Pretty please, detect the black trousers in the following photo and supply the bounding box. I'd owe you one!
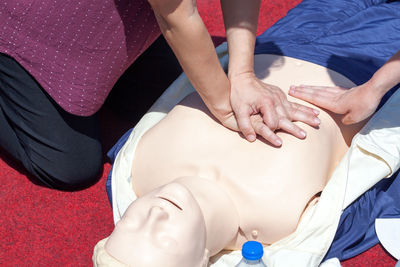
[0,36,181,190]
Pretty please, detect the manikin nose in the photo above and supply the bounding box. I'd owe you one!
[148,206,169,223]
[144,206,169,232]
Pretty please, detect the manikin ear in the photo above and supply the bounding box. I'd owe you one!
[200,249,210,267]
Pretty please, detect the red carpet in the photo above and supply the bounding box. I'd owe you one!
[0,0,397,266]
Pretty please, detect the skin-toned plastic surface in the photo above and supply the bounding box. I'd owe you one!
[105,181,210,267]
[105,54,368,266]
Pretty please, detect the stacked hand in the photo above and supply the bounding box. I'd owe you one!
[223,72,321,146]
[289,82,382,125]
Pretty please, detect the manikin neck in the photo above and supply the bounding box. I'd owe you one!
[175,177,240,256]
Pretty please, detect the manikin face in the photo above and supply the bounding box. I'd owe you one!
[107,182,208,267]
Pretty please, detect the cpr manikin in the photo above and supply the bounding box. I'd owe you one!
[93,55,368,267]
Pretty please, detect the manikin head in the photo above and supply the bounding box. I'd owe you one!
[97,182,210,267]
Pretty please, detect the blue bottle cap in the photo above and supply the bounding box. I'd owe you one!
[242,241,264,260]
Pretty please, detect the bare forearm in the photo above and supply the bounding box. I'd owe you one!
[221,0,260,77]
[149,0,231,116]
[369,50,400,97]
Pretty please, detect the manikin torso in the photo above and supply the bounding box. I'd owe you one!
[130,54,364,250]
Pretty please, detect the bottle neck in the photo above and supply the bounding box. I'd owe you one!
[244,259,262,264]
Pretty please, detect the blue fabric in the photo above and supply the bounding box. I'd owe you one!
[106,128,133,207]
[107,0,400,261]
[255,0,400,86]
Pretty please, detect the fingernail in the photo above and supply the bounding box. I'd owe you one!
[275,139,282,146]
[313,109,320,115]
[248,134,256,142]
[314,118,321,124]
[289,88,295,95]
[300,130,306,138]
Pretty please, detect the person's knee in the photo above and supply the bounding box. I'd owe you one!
[28,146,103,191]
[53,156,103,190]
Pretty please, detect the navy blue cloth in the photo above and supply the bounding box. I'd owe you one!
[107,0,400,261]
[255,0,400,87]
[106,128,133,207]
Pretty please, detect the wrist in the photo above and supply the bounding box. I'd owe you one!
[197,77,233,121]
[211,101,233,120]
[228,69,255,81]
[201,95,233,123]
[367,78,392,99]
[226,46,255,80]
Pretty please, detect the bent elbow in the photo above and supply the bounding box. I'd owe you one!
[147,0,197,24]
[147,0,178,16]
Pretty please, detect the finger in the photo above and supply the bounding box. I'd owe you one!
[289,86,339,112]
[290,102,320,116]
[290,86,337,98]
[294,84,342,92]
[342,113,357,125]
[289,103,321,127]
[235,109,257,142]
[251,118,282,146]
[259,105,279,131]
[278,119,307,139]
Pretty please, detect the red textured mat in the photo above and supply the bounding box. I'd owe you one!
[0,0,396,266]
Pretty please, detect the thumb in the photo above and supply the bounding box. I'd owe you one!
[342,112,357,125]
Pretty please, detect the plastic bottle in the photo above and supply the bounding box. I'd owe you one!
[235,241,267,267]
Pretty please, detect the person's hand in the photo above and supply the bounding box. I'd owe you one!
[229,72,321,146]
[289,82,382,125]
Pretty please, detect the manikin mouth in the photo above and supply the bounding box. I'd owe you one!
[158,196,183,210]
